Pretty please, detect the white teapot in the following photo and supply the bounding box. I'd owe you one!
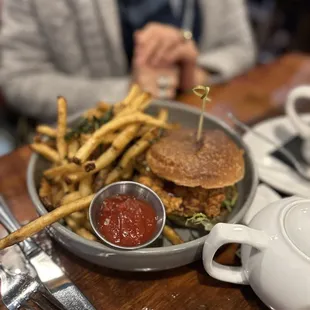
[203,197,310,310]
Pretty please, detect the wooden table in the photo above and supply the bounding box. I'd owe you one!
[1,53,310,310]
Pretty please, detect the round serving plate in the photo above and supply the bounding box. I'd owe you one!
[27,101,258,271]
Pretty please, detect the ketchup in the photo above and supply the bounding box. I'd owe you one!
[97,194,157,247]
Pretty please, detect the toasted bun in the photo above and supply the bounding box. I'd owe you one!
[146,128,245,189]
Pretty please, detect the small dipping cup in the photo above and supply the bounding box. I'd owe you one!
[89,181,166,250]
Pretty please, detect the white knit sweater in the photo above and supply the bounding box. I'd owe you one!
[0,0,256,121]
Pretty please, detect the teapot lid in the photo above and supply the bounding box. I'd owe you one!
[284,201,310,258]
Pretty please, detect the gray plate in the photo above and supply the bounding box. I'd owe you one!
[27,101,258,272]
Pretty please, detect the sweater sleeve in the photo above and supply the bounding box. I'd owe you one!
[0,0,130,122]
[197,0,256,83]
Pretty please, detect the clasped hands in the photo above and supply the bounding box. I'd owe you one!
[132,22,208,99]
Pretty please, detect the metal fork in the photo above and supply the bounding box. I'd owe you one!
[0,244,64,310]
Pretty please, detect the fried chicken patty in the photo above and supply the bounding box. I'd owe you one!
[137,175,236,219]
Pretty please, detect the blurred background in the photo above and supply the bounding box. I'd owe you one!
[1,0,310,156]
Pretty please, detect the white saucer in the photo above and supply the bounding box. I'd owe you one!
[243,114,310,197]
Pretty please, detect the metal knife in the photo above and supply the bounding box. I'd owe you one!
[0,195,95,310]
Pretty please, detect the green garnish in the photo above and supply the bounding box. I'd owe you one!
[185,213,215,231]
[65,108,113,141]
[222,186,238,212]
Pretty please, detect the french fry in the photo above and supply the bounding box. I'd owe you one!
[56,96,67,160]
[80,133,91,144]
[163,225,184,245]
[122,162,134,180]
[61,191,81,205]
[101,133,117,144]
[73,113,170,164]
[30,143,60,163]
[116,92,151,118]
[131,92,152,111]
[84,123,140,173]
[68,211,86,224]
[83,108,104,120]
[0,194,95,250]
[79,175,93,197]
[76,228,97,241]
[114,84,141,115]
[65,171,87,184]
[105,167,122,185]
[44,163,83,179]
[68,139,79,161]
[36,125,57,138]
[97,101,110,112]
[39,178,53,209]
[93,166,112,192]
[137,109,168,137]
[61,180,69,194]
[68,184,76,193]
[105,110,167,184]
[83,220,93,232]
[52,188,65,207]
[39,178,52,197]
[65,216,80,231]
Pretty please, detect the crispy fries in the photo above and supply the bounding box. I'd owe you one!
[30,143,60,163]
[97,101,110,112]
[68,139,79,161]
[73,113,170,164]
[163,226,184,245]
[79,175,93,196]
[113,83,141,114]
[105,109,168,185]
[61,191,81,205]
[0,85,187,250]
[36,125,57,138]
[56,96,68,160]
[39,178,53,209]
[76,228,97,241]
[44,163,83,179]
[0,194,95,250]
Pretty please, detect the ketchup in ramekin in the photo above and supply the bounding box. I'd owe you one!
[97,194,158,247]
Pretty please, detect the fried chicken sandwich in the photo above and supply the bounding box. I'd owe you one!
[137,128,245,230]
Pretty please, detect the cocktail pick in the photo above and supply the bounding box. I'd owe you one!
[192,85,211,142]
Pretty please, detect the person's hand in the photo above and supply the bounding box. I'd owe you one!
[133,65,179,99]
[180,64,209,91]
[135,22,196,67]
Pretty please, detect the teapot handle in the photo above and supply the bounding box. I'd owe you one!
[285,85,310,139]
[203,223,269,285]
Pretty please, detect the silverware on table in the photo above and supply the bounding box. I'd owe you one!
[0,240,64,309]
[228,113,310,181]
[0,195,95,310]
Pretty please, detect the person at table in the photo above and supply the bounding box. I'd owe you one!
[0,0,256,122]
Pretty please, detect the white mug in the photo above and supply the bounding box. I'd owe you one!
[285,85,310,164]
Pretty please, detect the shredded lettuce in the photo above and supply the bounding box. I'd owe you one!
[222,187,238,212]
[185,213,215,231]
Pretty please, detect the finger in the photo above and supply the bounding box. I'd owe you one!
[136,38,160,66]
[162,44,187,65]
[151,40,178,67]
[135,23,157,45]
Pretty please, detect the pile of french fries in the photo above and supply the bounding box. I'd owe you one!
[30,84,171,242]
[0,83,181,249]
[0,84,186,250]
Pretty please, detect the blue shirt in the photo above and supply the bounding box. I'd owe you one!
[118,0,202,68]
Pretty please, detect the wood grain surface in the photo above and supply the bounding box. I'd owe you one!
[1,53,310,310]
